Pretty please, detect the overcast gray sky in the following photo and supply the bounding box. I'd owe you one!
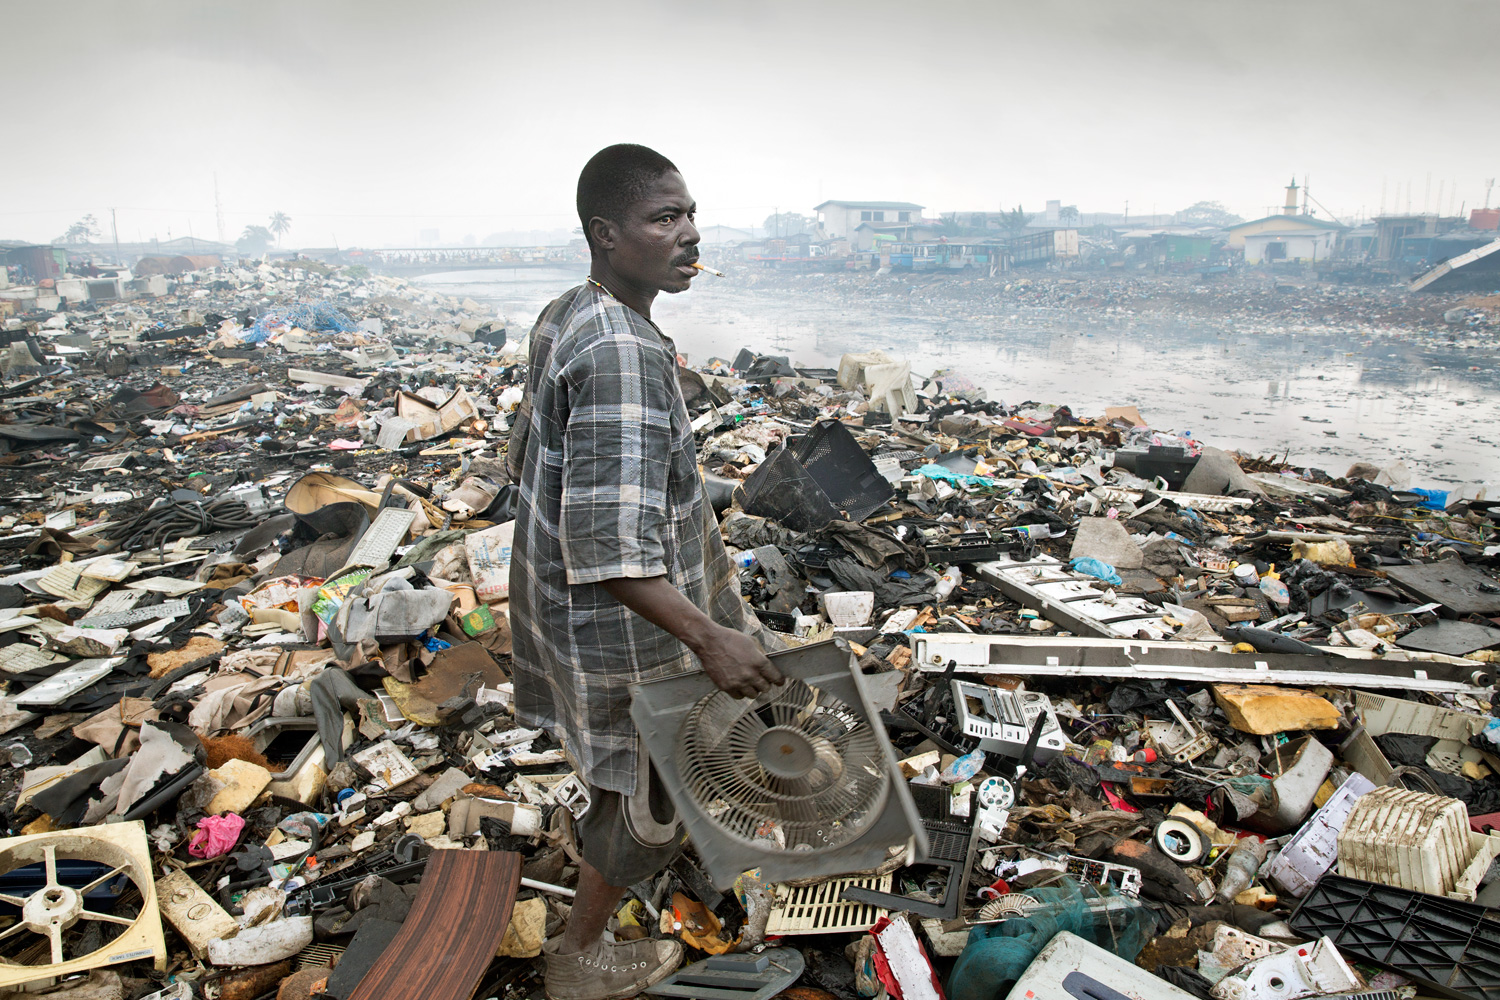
[3,0,1496,248]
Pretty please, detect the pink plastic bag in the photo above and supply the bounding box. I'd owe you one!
[189,813,246,859]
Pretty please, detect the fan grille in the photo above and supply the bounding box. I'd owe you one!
[679,678,889,852]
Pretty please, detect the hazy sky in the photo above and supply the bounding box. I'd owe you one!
[4,0,1496,248]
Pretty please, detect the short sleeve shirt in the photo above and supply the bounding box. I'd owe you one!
[506,283,761,795]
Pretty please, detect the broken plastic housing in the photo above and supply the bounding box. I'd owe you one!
[975,776,1015,843]
[0,822,167,987]
[951,680,1066,761]
[1336,785,1497,900]
[735,446,839,533]
[1291,873,1500,1000]
[790,419,895,523]
[629,639,926,889]
[1062,856,1143,897]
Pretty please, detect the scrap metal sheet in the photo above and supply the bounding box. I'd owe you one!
[1386,561,1500,618]
[910,634,1494,694]
[974,556,1168,638]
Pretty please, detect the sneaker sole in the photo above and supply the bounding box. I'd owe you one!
[543,944,682,1000]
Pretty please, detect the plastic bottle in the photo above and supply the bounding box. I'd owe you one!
[941,749,986,785]
[733,550,758,570]
[1259,576,1291,608]
[1213,838,1268,903]
[934,566,962,601]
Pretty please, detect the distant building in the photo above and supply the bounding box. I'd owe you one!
[74,236,238,267]
[1116,230,1215,264]
[1397,230,1498,267]
[1242,227,1339,264]
[945,212,1006,232]
[1039,200,1081,227]
[852,221,941,252]
[814,201,924,241]
[1222,177,1345,253]
[150,236,236,256]
[696,225,755,245]
[1373,214,1461,261]
[1223,214,1344,251]
[0,243,67,283]
[1341,223,1377,259]
[1079,213,1175,230]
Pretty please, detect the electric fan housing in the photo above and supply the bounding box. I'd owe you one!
[0,821,166,988]
[630,639,927,888]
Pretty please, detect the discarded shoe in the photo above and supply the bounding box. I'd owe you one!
[542,934,683,1000]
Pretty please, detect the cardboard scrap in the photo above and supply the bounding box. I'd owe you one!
[1104,405,1148,427]
[396,386,478,442]
[147,635,226,679]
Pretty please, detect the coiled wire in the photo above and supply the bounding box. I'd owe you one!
[100,497,259,552]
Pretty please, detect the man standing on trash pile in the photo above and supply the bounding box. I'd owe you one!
[507,143,785,1000]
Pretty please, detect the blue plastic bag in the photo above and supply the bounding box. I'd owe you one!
[915,463,1002,487]
[1069,557,1123,586]
[1409,488,1449,511]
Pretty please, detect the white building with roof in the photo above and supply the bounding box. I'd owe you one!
[1242,227,1339,263]
[814,201,924,241]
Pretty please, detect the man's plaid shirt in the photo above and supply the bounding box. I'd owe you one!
[506,284,764,796]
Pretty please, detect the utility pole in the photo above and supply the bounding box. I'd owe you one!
[214,173,226,244]
[110,208,121,266]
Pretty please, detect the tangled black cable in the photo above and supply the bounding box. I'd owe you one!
[100,497,261,552]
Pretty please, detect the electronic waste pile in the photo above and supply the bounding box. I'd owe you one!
[0,262,1497,999]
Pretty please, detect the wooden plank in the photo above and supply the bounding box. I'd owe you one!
[347,850,520,1000]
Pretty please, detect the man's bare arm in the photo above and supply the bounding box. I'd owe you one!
[600,577,783,699]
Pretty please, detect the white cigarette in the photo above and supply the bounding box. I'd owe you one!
[691,262,726,277]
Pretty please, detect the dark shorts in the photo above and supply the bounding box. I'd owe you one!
[575,758,682,887]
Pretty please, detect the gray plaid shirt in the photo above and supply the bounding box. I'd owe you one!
[507,284,766,795]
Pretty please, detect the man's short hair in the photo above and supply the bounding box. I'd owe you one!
[577,144,679,252]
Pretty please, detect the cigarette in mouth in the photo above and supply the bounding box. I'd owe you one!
[691,262,726,277]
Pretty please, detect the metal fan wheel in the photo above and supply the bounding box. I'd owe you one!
[977,892,1043,921]
[679,677,890,851]
[0,826,165,987]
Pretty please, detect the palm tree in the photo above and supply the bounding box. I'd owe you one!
[238,225,274,254]
[269,212,291,247]
[1002,205,1033,235]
